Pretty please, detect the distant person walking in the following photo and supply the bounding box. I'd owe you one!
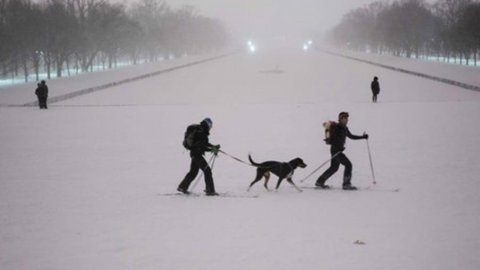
[35,80,48,109]
[178,118,221,196]
[316,112,368,190]
[371,76,380,103]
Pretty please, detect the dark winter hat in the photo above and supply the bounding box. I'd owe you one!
[201,117,213,129]
[374,76,378,80]
[338,112,349,120]
[41,80,46,84]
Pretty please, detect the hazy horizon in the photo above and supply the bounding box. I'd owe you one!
[113,0,384,42]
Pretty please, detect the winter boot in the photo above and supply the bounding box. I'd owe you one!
[315,177,330,189]
[342,176,357,190]
[177,186,190,194]
[205,190,219,196]
[315,182,331,189]
[342,184,357,190]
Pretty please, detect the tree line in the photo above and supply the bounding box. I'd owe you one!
[327,0,480,66]
[0,0,229,82]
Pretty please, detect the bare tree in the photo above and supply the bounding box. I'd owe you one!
[455,1,480,65]
[328,0,478,66]
[0,0,230,83]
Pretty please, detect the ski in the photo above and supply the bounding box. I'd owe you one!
[159,192,201,197]
[159,192,259,198]
[301,186,400,193]
[218,192,260,198]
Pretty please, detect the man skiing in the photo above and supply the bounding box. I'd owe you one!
[35,80,49,109]
[371,76,380,103]
[178,118,221,196]
[316,112,368,190]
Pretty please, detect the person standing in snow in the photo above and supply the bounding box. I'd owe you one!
[178,118,221,196]
[35,80,49,109]
[371,76,380,103]
[316,112,368,190]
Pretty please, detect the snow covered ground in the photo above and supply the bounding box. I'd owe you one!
[0,53,225,106]
[329,48,480,88]
[1,48,480,270]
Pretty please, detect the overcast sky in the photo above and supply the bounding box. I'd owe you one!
[170,0,377,37]
[116,0,378,41]
[116,0,438,43]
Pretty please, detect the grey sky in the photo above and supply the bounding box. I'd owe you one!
[117,0,436,42]
[165,0,377,38]
[115,0,377,40]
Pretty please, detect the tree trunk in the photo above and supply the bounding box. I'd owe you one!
[66,58,71,76]
[75,58,79,75]
[56,55,63,78]
[14,56,19,77]
[2,62,7,77]
[22,55,29,83]
[34,56,40,82]
[45,52,51,79]
[108,54,112,69]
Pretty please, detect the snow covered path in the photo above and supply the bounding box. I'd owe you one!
[327,48,480,90]
[1,49,480,270]
[0,53,232,106]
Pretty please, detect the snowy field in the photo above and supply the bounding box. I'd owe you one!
[1,48,480,270]
[330,48,480,88]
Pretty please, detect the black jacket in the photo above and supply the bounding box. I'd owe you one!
[330,124,364,152]
[35,84,48,97]
[371,80,380,95]
[190,122,213,156]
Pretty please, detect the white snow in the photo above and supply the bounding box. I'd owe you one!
[1,48,480,270]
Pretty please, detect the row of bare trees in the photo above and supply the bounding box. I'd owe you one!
[0,0,229,82]
[327,0,480,66]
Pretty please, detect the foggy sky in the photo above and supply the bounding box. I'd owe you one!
[115,0,377,41]
[117,0,436,42]
[166,0,377,38]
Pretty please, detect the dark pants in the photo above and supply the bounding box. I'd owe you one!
[316,149,352,186]
[179,154,215,192]
[372,94,378,103]
[38,96,48,109]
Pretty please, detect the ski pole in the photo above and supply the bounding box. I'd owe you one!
[299,151,342,183]
[191,154,217,191]
[366,138,376,185]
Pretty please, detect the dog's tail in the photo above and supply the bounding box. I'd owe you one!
[248,154,261,167]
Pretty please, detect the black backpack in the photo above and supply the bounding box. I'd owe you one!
[182,124,201,150]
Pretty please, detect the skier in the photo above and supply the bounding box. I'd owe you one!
[371,76,380,103]
[316,112,368,190]
[35,80,49,109]
[178,118,221,196]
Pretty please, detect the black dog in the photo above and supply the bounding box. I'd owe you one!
[247,154,307,192]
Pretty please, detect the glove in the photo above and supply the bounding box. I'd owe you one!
[210,144,221,155]
[363,133,369,139]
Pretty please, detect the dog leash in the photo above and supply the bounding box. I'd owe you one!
[218,150,255,167]
[220,150,296,173]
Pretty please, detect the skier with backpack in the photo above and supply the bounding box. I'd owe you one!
[178,118,221,196]
[315,112,368,190]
